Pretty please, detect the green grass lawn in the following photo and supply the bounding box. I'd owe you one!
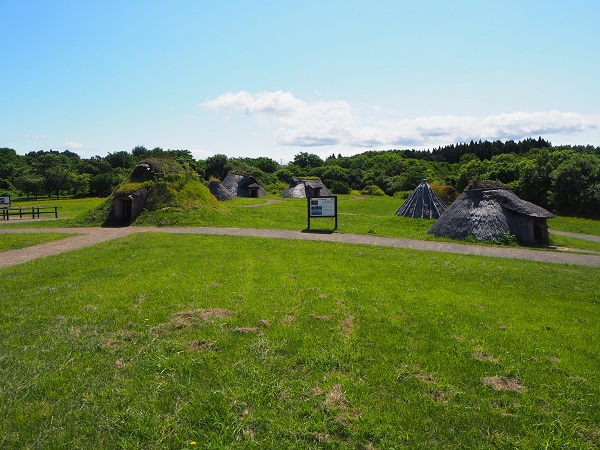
[0,233,76,252]
[549,216,600,236]
[2,196,599,254]
[1,233,599,448]
[0,197,105,228]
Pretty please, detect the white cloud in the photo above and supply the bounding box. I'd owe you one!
[64,141,85,150]
[201,90,306,116]
[202,90,600,150]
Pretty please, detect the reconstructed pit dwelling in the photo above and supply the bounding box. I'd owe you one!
[280,177,332,198]
[428,180,555,245]
[111,159,181,224]
[395,179,447,219]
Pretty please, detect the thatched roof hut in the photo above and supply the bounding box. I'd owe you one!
[207,180,235,200]
[427,180,555,245]
[281,177,332,198]
[396,180,446,219]
[221,172,267,198]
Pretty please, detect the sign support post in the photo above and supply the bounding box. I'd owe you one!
[307,196,337,230]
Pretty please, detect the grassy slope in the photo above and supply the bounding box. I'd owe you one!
[1,233,599,448]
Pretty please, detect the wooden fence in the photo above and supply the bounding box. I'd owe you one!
[1,206,59,220]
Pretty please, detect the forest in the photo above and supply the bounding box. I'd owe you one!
[1,137,599,218]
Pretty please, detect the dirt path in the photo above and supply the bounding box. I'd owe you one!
[1,226,600,269]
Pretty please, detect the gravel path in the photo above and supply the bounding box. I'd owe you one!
[1,226,600,269]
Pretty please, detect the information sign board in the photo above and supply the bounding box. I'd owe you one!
[307,196,337,230]
[309,197,336,217]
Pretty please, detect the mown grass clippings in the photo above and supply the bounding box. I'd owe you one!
[483,376,527,393]
[473,346,501,363]
[167,308,235,329]
[187,340,215,351]
[234,327,259,334]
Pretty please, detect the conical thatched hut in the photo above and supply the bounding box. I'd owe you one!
[281,177,332,198]
[396,180,446,219]
[427,180,555,245]
[221,172,267,198]
[207,180,235,200]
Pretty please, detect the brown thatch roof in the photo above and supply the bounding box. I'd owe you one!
[207,180,235,200]
[280,178,332,198]
[395,180,446,219]
[428,180,555,243]
[221,172,267,197]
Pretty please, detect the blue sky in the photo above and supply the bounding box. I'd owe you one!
[1,0,599,163]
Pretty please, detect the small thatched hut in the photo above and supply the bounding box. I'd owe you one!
[427,180,555,245]
[396,179,447,219]
[207,180,235,200]
[221,172,267,198]
[281,177,332,198]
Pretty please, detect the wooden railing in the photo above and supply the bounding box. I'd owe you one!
[1,206,59,220]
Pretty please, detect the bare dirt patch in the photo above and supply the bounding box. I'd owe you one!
[310,386,324,397]
[311,314,331,321]
[324,384,347,410]
[340,316,354,338]
[426,388,450,404]
[101,339,121,352]
[281,315,296,325]
[118,330,140,341]
[473,347,500,363]
[170,308,236,328]
[483,376,527,393]
[234,327,259,334]
[188,340,215,351]
[415,372,436,384]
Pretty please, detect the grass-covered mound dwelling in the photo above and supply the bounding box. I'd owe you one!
[79,158,220,226]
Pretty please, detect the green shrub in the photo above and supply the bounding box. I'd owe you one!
[330,180,350,194]
[393,190,411,200]
[264,181,288,195]
[361,185,386,196]
[492,230,520,246]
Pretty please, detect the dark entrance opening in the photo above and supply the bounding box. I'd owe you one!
[534,220,549,245]
[123,197,133,223]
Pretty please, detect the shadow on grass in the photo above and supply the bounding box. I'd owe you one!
[301,228,336,235]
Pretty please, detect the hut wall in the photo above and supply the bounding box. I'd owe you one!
[503,210,536,244]
[113,189,147,224]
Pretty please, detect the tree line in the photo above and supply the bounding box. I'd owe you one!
[1,138,599,218]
